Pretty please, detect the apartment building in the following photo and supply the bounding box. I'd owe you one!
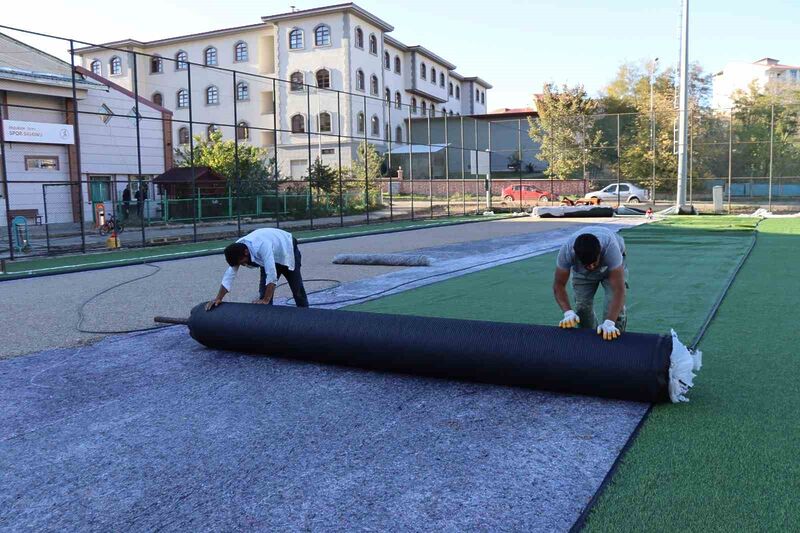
[712,57,800,109]
[75,3,492,179]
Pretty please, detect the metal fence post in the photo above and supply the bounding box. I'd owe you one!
[460,115,466,216]
[232,71,241,236]
[616,113,621,207]
[768,104,774,211]
[408,103,414,220]
[517,118,523,211]
[0,91,13,261]
[444,112,450,217]
[69,40,86,253]
[727,108,733,213]
[187,62,197,242]
[131,51,146,248]
[427,110,433,219]
[272,79,280,228]
[337,91,344,227]
[307,85,314,229]
[363,95,369,224]
[387,95,393,222]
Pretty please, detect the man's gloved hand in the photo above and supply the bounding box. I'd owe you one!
[559,310,580,329]
[597,319,621,340]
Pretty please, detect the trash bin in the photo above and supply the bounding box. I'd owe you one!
[11,216,29,252]
[712,186,724,214]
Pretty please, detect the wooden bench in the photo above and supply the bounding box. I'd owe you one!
[8,209,43,225]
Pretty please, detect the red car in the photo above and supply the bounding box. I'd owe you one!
[501,185,556,204]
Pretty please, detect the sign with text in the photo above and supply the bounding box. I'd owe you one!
[2,120,75,145]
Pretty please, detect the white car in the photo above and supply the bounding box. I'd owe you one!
[584,183,649,204]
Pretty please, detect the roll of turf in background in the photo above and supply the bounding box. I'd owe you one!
[188,303,699,403]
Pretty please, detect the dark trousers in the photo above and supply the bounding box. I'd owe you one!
[258,238,309,307]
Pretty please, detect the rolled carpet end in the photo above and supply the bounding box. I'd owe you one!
[332,253,432,267]
[668,329,703,403]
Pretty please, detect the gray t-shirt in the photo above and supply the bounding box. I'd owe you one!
[556,226,626,275]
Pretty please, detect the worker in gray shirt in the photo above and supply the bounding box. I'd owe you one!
[553,226,627,340]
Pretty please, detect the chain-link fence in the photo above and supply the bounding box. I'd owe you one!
[2,24,799,262]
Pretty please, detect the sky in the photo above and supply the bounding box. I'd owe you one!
[3,0,799,108]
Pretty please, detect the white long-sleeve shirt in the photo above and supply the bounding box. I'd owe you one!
[220,228,295,291]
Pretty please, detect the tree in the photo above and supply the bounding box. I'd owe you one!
[174,131,277,195]
[307,157,337,195]
[529,83,602,180]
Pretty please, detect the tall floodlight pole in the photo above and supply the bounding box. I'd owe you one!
[675,0,690,209]
[650,57,659,204]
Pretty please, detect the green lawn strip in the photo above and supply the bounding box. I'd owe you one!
[349,218,756,343]
[582,218,800,532]
[1,214,511,279]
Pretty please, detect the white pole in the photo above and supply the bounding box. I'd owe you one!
[675,0,690,209]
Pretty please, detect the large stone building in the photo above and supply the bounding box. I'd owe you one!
[712,57,800,109]
[75,3,492,179]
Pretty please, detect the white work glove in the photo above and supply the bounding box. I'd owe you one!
[559,310,580,329]
[597,319,621,341]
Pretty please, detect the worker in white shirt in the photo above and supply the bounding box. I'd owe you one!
[206,228,309,310]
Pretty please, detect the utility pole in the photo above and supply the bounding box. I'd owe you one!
[650,57,659,204]
[675,0,690,210]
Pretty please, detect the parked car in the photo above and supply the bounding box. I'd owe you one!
[501,185,556,204]
[584,183,649,204]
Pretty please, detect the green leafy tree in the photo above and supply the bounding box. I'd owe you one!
[339,142,383,206]
[529,83,603,179]
[307,157,338,195]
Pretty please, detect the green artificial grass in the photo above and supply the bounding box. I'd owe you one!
[0,214,510,279]
[582,218,800,532]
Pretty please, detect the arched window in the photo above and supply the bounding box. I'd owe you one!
[430,104,435,117]
[441,108,446,116]
[356,112,365,134]
[236,121,249,141]
[420,62,426,79]
[90,60,101,75]
[175,51,188,70]
[421,101,427,115]
[431,67,437,84]
[440,72,445,87]
[385,88,391,104]
[206,86,219,105]
[291,114,305,133]
[394,91,401,109]
[384,51,390,69]
[369,34,377,55]
[370,75,379,96]
[314,24,331,46]
[207,124,219,139]
[178,127,190,145]
[355,69,365,91]
[449,110,454,116]
[316,69,330,89]
[394,56,401,74]
[395,126,403,142]
[150,55,163,74]
[411,97,417,113]
[476,88,480,102]
[176,89,189,108]
[290,71,304,91]
[234,42,248,62]
[318,112,332,133]
[204,47,217,66]
[354,28,364,49]
[109,56,121,76]
[289,28,304,50]
[449,82,454,96]
[236,81,249,101]
[455,85,460,99]
[371,115,380,136]
[152,92,163,106]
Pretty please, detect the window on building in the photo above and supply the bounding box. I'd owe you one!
[316,69,330,89]
[394,56,401,74]
[207,124,219,138]
[176,89,189,108]
[314,24,331,46]
[25,156,59,170]
[455,85,460,99]
[152,92,163,106]
[291,114,305,133]
[420,62,426,79]
[236,121,249,141]
[448,82,453,96]
[441,108,446,116]
[289,29,304,50]
[370,75,379,96]
[150,56,163,74]
[178,127,190,145]
[430,104,435,117]
[321,148,335,155]
[411,97,417,113]
[384,51,390,70]
[385,88,391,104]
[476,88,480,102]
[369,34,377,55]
[98,104,113,124]
[204,47,217,66]
[206,85,219,105]
[290,71,304,91]
[371,115,379,136]
[175,51,188,70]
[233,81,247,101]
[395,126,402,143]
[357,112,365,133]
[481,91,485,104]
[109,56,121,76]
[355,27,364,49]
[90,60,101,75]
[318,112,332,132]
[440,72,445,87]
[234,42,248,62]
[449,110,454,116]
[421,101,427,115]
[395,91,402,109]
[431,67,437,84]
[355,69,365,91]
